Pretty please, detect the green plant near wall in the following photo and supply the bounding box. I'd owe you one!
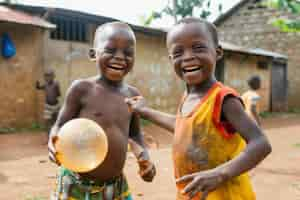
[264,0,300,32]
[142,0,222,26]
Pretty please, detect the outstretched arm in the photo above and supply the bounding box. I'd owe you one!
[36,81,45,90]
[126,96,176,133]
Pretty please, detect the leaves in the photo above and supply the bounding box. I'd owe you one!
[272,18,300,32]
[143,0,221,26]
[266,0,300,32]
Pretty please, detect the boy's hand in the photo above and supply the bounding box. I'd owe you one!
[125,96,146,114]
[48,135,61,165]
[138,158,156,182]
[36,81,40,88]
[176,169,227,200]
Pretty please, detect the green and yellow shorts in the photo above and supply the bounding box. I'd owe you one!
[51,167,133,200]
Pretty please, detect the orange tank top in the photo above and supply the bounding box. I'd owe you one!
[173,82,255,200]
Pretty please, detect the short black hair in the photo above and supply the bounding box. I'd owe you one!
[248,75,261,90]
[168,17,219,47]
[93,21,135,49]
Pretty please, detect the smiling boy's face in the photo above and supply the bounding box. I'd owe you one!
[167,22,222,86]
[95,24,136,82]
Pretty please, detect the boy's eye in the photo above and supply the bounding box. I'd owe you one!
[124,49,134,57]
[104,47,116,54]
[172,49,183,58]
[193,45,207,52]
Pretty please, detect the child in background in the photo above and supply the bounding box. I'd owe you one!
[242,75,262,125]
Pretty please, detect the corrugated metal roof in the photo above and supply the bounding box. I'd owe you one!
[0,6,55,29]
[220,41,287,59]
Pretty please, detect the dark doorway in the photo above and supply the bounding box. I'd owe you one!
[271,59,288,111]
[215,57,225,83]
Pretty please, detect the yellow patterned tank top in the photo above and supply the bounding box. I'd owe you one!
[173,82,255,200]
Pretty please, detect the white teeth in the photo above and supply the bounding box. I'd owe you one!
[110,64,123,69]
[182,66,203,73]
[185,66,201,70]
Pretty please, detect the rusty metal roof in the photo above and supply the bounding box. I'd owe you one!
[0,3,286,60]
[0,5,55,29]
[220,41,287,59]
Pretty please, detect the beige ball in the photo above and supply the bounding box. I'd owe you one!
[55,118,108,173]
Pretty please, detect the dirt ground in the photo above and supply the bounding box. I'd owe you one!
[0,114,300,200]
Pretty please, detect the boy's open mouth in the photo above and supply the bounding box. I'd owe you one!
[182,66,203,73]
[107,64,126,71]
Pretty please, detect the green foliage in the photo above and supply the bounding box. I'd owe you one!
[141,118,152,127]
[0,127,17,133]
[265,0,300,32]
[3,0,18,4]
[294,143,300,148]
[143,0,222,26]
[259,108,300,119]
[0,122,45,134]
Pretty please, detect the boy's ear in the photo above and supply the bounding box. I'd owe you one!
[216,45,224,61]
[168,53,173,61]
[88,48,96,61]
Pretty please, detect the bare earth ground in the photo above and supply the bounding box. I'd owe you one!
[0,114,300,200]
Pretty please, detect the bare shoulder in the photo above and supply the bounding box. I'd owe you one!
[54,80,60,86]
[67,78,94,96]
[222,95,244,115]
[126,84,141,97]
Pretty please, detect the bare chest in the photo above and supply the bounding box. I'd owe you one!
[79,87,131,130]
[45,84,58,96]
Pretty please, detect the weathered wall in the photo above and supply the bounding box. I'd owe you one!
[0,23,44,127]
[127,33,183,113]
[43,30,272,115]
[217,1,300,108]
[223,52,271,112]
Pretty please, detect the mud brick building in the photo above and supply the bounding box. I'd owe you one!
[215,0,300,109]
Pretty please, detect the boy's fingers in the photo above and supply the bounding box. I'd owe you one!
[140,163,155,177]
[182,178,200,194]
[176,173,196,184]
[188,189,199,199]
[48,152,58,164]
[200,190,209,200]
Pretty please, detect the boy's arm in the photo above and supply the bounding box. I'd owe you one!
[36,81,45,90]
[126,96,176,133]
[217,96,271,179]
[251,104,261,125]
[128,113,149,160]
[48,80,86,164]
[56,81,62,97]
[177,97,271,199]
[128,105,156,182]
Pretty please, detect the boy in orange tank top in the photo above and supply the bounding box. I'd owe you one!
[126,18,271,200]
[242,75,262,125]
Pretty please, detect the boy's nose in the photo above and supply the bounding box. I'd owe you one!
[182,50,195,62]
[114,50,126,60]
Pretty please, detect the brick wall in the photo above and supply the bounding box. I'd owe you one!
[217,1,300,108]
[0,23,44,127]
[224,52,271,112]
